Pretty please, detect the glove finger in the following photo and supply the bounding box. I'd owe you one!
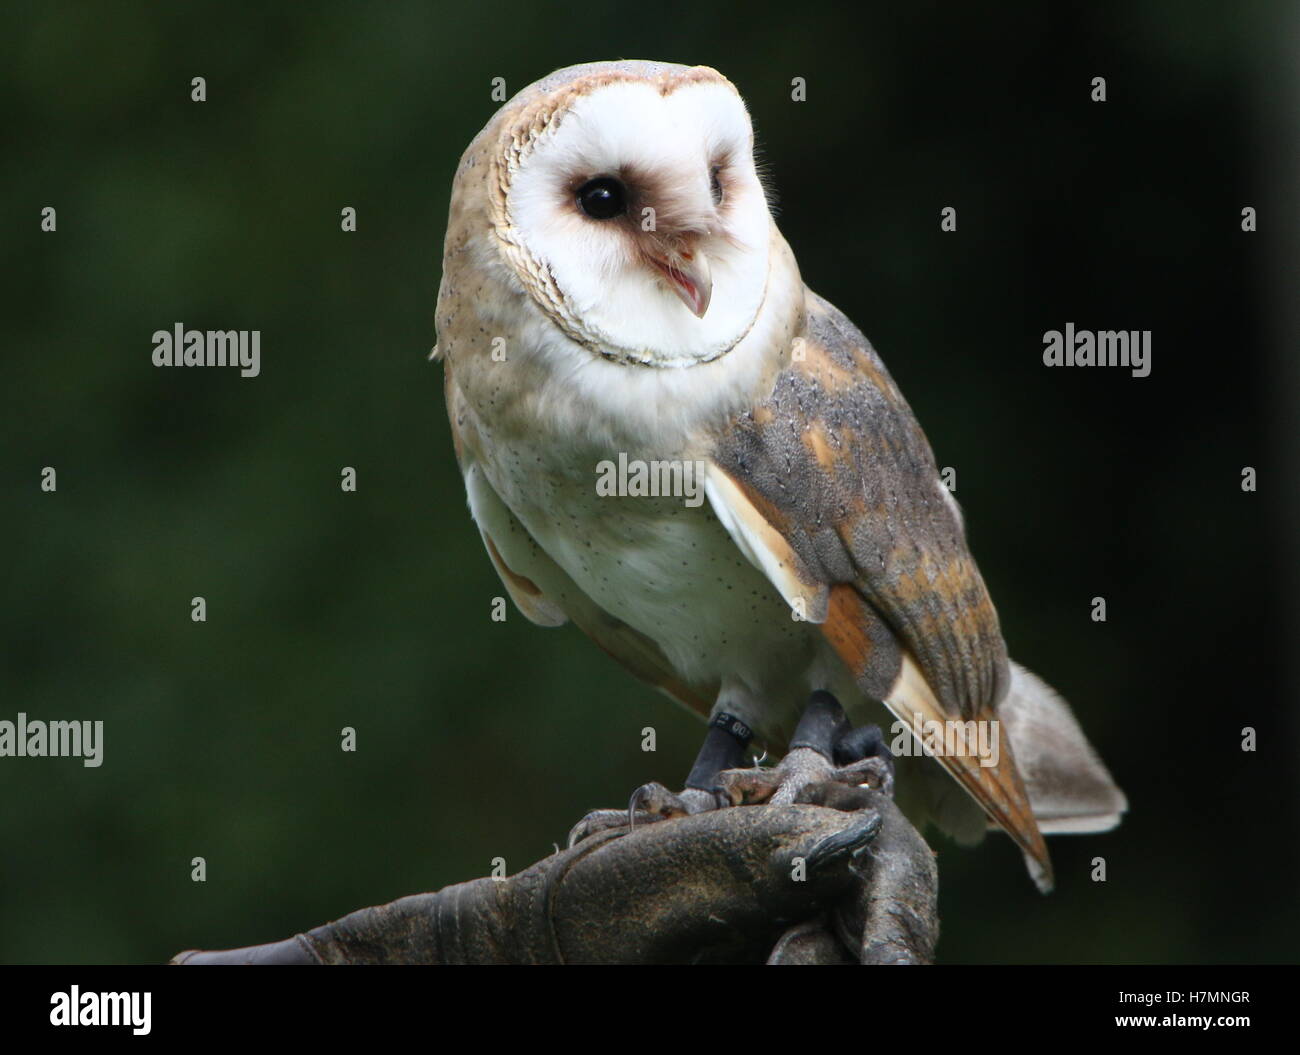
[827,790,940,964]
[766,917,856,964]
[551,803,880,964]
[171,936,320,965]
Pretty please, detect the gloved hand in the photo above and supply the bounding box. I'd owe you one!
[171,784,937,965]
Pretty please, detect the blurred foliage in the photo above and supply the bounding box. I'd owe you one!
[2,0,1295,963]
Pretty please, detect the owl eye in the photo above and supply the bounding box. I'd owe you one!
[575,177,627,220]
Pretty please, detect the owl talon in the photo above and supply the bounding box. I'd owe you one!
[718,746,838,806]
[832,755,895,798]
[567,808,646,847]
[568,785,723,846]
[717,746,892,807]
[717,693,896,806]
[833,722,896,798]
[627,782,691,827]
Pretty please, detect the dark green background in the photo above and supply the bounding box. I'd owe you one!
[3,1,1296,963]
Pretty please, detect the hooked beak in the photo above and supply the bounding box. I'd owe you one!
[647,245,713,319]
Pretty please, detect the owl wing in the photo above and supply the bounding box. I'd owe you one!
[445,358,719,719]
[705,288,1053,890]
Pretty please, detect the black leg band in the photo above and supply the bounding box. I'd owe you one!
[684,712,753,790]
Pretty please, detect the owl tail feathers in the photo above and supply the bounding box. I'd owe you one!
[917,660,1127,893]
[881,654,1056,893]
[996,661,1129,837]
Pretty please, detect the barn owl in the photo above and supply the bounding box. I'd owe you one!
[433,60,1126,891]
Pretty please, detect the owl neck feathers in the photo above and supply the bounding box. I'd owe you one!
[444,225,805,462]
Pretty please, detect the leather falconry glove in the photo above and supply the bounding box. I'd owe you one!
[172,787,937,965]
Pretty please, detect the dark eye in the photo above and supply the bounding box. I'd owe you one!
[710,166,724,205]
[575,177,627,220]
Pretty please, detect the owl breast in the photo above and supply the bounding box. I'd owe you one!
[475,429,819,694]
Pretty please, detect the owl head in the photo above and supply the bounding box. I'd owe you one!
[452,61,775,369]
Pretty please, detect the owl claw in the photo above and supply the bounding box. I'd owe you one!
[718,696,896,806]
[566,808,639,847]
[832,720,896,799]
[627,782,691,828]
[569,696,893,846]
[568,786,722,846]
[717,744,894,808]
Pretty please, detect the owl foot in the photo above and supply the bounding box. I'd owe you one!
[718,691,895,806]
[566,787,721,847]
[566,693,893,847]
[566,710,754,847]
[832,721,896,799]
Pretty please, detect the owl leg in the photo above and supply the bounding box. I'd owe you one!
[625,711,755,820]
[565,712,753,846]
[717,691,895,806]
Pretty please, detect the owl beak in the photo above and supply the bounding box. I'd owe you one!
[649,248,713,318]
